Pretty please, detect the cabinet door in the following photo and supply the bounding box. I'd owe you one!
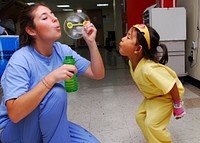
[150,8,186,41]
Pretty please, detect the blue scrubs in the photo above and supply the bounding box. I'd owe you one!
[0,42,100,143]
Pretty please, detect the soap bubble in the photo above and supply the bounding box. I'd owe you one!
[63,12,90,39]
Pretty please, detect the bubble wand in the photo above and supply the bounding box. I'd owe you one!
[66,21,88,29]
[63,12,90,39]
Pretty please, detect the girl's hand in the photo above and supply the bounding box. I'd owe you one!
[173,100,186,119]
[45,64,78,86]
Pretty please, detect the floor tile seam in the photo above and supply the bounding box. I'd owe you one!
[122,115,135,142]
[90,126,130,133]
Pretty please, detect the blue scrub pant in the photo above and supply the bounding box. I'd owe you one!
[0,83,100,143]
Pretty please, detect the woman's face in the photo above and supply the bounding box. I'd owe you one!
[31,5,61,42]
[119,27,138,57]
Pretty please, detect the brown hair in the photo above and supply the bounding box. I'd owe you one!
[18,3,47,48]
[135,25,168,65]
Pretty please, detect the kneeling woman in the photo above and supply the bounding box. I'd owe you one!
[0,3,104,143]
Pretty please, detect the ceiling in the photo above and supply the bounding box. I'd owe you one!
[0,0,113,23]
[25,0,114,12]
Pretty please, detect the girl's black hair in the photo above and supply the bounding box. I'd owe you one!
[135,25,168,65]
[18,3,47,48]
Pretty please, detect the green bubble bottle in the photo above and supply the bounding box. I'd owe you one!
[63,56,78,92]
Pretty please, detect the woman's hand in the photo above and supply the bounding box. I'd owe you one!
[82,22,97,44]
[45,64,78,86]
[81,22,105,80]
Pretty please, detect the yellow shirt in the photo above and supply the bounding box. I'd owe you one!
[129,58,184,99]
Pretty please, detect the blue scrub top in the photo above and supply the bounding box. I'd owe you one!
[0,42,90,129]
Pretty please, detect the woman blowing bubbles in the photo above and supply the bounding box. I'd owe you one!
[119,24,185,143]
[0,3,104,143]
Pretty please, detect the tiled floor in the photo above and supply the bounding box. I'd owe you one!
[67,47,200,143]
[1,47,200,143]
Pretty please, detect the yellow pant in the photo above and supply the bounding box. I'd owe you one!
[136,95,173,143]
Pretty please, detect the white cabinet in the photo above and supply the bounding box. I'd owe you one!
[143,7,187,76]
[161,41,186,76]
[148,7,186,41]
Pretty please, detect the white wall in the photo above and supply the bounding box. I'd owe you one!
[177,0,200,80]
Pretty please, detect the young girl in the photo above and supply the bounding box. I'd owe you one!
[0,3,104,143]
[119,24,185,143]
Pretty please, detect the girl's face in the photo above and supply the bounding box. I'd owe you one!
[31,6,61,42]
[119,27,138,57]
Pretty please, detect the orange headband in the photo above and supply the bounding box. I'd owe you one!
[133,24,151,49]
